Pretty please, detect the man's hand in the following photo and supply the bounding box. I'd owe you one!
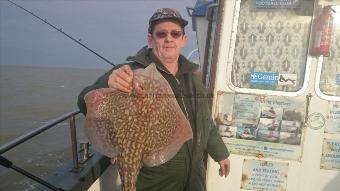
[218,158,230,178]
[110,157,117,164]
[108,65,133,93]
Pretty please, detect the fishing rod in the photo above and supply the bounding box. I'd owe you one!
[7,0,116,67]
[0,156,65,191]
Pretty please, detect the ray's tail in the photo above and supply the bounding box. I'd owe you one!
[117,141,144,191]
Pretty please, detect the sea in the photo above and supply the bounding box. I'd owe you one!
[0,0,198,190]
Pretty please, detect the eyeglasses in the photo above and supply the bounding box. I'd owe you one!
[154,30,183,39]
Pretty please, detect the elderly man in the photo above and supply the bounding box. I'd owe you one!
[77,8,230,191]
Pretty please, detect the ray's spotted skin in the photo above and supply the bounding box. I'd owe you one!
[84,64,193,191]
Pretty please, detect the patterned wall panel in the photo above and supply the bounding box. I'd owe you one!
[231,0,313,91]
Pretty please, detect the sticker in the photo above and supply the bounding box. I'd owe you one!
[254,0,301,9]
[241,159,289,191]
[336,74,340,85]
[278,73,297,87]
[307,112,325,130]
[250,72,279,85]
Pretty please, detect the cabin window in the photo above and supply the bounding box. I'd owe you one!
[230,0,314,92]
[318,6,340,97]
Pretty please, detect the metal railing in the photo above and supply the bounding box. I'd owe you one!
[0,109,83,171]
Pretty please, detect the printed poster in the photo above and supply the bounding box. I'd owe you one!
[215,92,306,160]
[233,94,261,124]
[320,138,340,170]
[241,159,289,191]
[325,102,340,134]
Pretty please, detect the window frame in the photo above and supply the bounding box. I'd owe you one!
[223,0,314,97]
[315,57,340,101]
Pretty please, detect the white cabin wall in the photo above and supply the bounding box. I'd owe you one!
[206,0,340,190]
[212,0,239,93]
[207,0,243,189]
[87,165,121,191]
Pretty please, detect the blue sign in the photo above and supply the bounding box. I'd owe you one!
[250,72,279,85]
[254,0,300,9]
[337,74,340,85]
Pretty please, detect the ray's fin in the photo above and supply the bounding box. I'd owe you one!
[140,64,193,166]
[84,88,119,158]
[143,111,192,166]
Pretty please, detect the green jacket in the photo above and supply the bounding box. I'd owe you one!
[77,47,229,191]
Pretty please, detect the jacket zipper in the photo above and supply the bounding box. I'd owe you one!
[174,78,189,119]
[156,65,189,119]
[152,63,194,187]
[174,77,194,191]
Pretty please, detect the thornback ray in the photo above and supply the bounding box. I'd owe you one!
[84,63,193,191]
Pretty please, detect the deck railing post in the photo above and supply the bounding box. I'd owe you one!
[69,115,79,171]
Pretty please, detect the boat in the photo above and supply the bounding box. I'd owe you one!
[1,0,340,190]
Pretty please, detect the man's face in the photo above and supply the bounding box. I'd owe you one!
[148,21,187,63]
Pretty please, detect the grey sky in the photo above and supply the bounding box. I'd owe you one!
[0,0,198,69]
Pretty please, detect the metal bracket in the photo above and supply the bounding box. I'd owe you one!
[78,140,94,164]
[206,3,219,21]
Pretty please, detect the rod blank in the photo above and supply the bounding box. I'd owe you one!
[0,156,65,191]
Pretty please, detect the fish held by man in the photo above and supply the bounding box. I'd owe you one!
[83,64,193,191]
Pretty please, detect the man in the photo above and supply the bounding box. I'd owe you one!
[77,8,230,191]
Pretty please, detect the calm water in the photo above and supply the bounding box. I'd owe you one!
[0,0,198,190]
[0,65,106,190]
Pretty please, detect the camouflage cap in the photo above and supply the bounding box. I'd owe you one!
[148,8,188,34]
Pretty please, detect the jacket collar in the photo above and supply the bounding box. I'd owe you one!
[126,46,198,75]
